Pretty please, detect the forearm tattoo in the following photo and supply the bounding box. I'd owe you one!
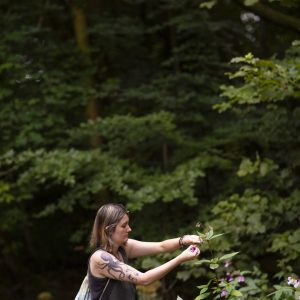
[95,252,140,282]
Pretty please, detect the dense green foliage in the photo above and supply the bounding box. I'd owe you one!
[0,0,299,299]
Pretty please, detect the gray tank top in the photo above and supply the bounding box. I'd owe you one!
[88,247,136,300]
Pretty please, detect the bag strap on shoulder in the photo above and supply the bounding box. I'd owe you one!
[99,278,110,300]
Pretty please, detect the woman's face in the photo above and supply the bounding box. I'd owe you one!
[111,214,131,245]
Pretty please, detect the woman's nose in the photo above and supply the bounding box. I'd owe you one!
[127,226,132,232]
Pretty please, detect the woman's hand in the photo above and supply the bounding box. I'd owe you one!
[178,245,200,262]
[182,235,203,246]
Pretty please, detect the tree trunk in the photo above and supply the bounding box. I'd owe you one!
[72,4,101,148]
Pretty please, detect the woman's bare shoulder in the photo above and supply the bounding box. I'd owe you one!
[90,249,112,264]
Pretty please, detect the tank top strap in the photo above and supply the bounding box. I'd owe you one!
[87,247,102,270]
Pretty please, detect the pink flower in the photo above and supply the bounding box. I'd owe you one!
[226,272,233,282]
[221,289,227,298]
[224,260,231,268]
[294,280,300,289]
[287,276,294,286]
[238,275,245,283]
[190,246,196,252]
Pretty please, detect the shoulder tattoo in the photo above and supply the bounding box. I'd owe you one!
[95,252,140,282]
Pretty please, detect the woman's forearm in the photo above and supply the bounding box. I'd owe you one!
[138,255,182,285]
[160,235,202,253]
[160,238,181,252]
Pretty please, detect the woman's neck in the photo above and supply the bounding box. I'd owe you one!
[112,244,121,256]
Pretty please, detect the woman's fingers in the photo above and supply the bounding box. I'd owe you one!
[186,245,200,256]
[183,235,204,245]
[179,245,200,262]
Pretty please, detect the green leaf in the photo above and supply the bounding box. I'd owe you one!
[195,292,211,300]
[219,252,239,261]
[209,263,219,269]
[199,1,217,9]
[244,0,259,6]
[206,227,214,239]
[197,231,206,239]
[231,289,243,297]
[200,287,208,294]
[209,233,226,240]
[195,259,211,265]
[197,280,212,290]
[197,285,208,289]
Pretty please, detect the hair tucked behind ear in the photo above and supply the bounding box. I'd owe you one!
[90,203,128,252]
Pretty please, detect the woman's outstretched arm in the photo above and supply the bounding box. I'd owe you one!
[90,245,200,286]
[125,235,202,259]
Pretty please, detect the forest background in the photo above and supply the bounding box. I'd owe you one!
[0,0,299,299]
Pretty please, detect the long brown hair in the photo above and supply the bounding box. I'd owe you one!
[90,203,128,252]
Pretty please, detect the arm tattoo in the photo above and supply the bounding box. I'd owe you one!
[95,252,140,282]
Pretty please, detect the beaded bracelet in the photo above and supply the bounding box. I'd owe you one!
[179,235,186,248]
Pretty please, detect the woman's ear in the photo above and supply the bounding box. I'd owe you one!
[105,225,113,235]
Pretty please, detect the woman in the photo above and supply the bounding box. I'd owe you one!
[88,203,202,300]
